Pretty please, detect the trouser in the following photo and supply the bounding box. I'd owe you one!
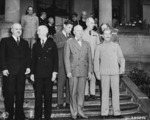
[3,73,26,120]
[34,77,53,119]
[57,65,69,104]
[85,73,96,95]
[69,77,86,118]
[101,75,121,116]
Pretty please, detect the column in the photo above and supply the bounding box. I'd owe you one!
[99,0,112,26]
[124,0,130,23]
[5,0,20,22]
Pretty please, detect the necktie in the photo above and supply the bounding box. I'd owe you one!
[17,37,20,45]
[41,40,44,48]
[89,31,91,36]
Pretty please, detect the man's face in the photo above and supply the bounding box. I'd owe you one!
[64,24,73,34]
[11,24,22,37]
[87,18,95,30]
[37,26,48,39]
[101,24,108,31]
[48,18,54,24]
[103,30,112,42]
[74,26,83,39]
[28,7,33,15]
[72,16,77,21]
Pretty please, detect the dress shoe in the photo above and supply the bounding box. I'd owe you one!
[65,103,70,108]
[56,104,63,109]
[84,95,89,101]
[77,114,88,119]
[90,95,96,100]
[101,115,108,119]
[114,115,124,118]
[71,117,77,120]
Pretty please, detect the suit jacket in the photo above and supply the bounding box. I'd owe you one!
[39,17,47,25]
[82,30,100,60]
[0,36,30,75]
[53,31,72,70]
[94,41,125,76]
[21,15,39,38]
[31,38,58,77]
[64,38,92,77]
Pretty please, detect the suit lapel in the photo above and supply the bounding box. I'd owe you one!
[72,38,81,50]
[10,36,18,47]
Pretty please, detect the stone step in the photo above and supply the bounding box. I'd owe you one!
[0,95,133,109]
[23,87,127,99]
[0,102,140,119]
[23,102,140,119]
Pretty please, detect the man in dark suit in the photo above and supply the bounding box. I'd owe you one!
[53,20,73,109]
[0,23,30,120]
[39,11,47,25]
[30,25,58,120]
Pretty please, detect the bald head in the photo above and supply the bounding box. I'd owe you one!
[86,17,95,30]
[11,23,22,37]
[37,25,48,39]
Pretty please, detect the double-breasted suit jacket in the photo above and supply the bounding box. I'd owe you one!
[31,38,58,77]
[31,38,58,119]
[64,38,92,77]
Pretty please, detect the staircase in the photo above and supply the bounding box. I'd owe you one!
[0,75,149,120]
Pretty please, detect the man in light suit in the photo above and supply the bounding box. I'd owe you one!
[82,17,100,100]
[94,28,125,118]
[64,25,92,120]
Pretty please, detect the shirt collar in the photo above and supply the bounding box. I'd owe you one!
[40,37,47,44]
[62,30,67,37]
[12,35,20,42]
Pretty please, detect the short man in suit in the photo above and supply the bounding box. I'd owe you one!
[30,25,58,120]
[82,17,100,100]
[64,25,92,120]
[0,23,30,120]
[94,28,125,118]
[53,20,73,109]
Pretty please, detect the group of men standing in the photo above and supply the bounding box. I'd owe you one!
[0,11,125,120]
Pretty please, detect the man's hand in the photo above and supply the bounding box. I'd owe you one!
[2,70,9,76]
[95,72,101,81]
[30,74,35,82]
[87,72,92,80]
[120,68,125,75]
[25,68,31,75]
[67,72,72,79]
[51,72,58,82]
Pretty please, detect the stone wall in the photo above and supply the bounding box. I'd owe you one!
[119,33,150,72]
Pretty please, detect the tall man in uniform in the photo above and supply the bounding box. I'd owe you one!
[82,17,100,100]
[53,20,73,108]
[64,25,92,120]
[0,23,30,120]
[30,25,58,120]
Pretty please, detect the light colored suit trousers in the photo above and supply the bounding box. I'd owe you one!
[69,77,86,118]
[101,75,121,116]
